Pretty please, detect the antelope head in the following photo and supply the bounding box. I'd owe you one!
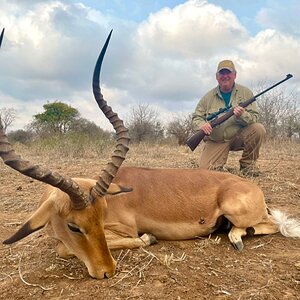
[0,31,130,279]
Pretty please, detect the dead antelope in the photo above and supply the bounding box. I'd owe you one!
[1,32,300,280]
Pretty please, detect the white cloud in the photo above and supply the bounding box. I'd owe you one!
[0,92,44,131]
[136,0,248,59]
[239,30,300,80]
[256,1,300,36]
[69,85,137,131]
[0,0,299,132]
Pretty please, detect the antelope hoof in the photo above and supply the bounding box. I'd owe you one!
[147,233,158,245]
[232,241,244,251]
[140,233,158,246]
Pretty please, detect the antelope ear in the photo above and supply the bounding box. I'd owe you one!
[3,199,56,244]
[106,183,133,195]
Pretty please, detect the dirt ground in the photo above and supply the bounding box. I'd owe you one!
[0,141,299,299]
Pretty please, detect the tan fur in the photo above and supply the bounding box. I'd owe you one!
[30,178,116,279]
[104,167,270,242]
[6,167,281,279]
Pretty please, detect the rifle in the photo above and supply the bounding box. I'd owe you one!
[186,74,293,151]
[206,105,232,121]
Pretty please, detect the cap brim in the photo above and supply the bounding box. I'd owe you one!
[217,67,234,73]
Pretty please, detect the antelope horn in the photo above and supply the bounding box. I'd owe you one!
[0,28,4,48]
[0,121,89,209]
[90,30,130,200]
[0,30,88,210]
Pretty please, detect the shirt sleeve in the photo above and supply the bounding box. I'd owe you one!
[192,96,208,130]
[235,90,259,126]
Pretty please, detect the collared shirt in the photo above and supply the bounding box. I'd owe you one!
[192,83,259,142]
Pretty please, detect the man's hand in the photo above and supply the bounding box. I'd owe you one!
[233,106,245,117]
[201,122,213,135]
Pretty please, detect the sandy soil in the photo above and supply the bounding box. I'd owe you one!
[0,142,299,299]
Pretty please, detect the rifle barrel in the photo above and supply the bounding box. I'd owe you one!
[253,74,293,99]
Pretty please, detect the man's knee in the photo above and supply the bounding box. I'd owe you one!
[199,141,229,169]
[249,123,266,139]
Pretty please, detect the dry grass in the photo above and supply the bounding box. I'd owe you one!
[0,139,300,299]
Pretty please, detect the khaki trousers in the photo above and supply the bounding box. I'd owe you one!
[199,123,266,169]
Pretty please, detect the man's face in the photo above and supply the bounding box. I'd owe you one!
[216,69,236,92]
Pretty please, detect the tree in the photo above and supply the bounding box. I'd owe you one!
[126,104,164,143]
[166,113,194,145]
[257,86,300,138]
[69,117,111,140]
[31,101,80,136]
[0,107,17,133]
[7,129,34,144]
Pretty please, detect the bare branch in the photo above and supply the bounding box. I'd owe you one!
[0,107,17,133]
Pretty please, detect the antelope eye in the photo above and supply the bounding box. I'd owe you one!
[67,223,82,234]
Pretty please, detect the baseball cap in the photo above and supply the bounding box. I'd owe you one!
[217,60,236,73]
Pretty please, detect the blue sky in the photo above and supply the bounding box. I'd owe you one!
[0,0,299,130]
[84,1,187,21]
[82,0,286,34]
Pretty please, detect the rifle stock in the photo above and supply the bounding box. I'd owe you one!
[186,74,293,151]
[186,130,206,151]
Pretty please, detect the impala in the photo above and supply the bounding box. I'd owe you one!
[1,31,300,279]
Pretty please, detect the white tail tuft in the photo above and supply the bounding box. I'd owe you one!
[270,209,300,238]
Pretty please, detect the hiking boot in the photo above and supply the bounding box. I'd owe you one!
[210,166,237,174]
[210,166,227,172]
[239,165,262,177]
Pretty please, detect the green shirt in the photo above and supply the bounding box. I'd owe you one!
[192,83,259,142]
[220,91,232,108]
